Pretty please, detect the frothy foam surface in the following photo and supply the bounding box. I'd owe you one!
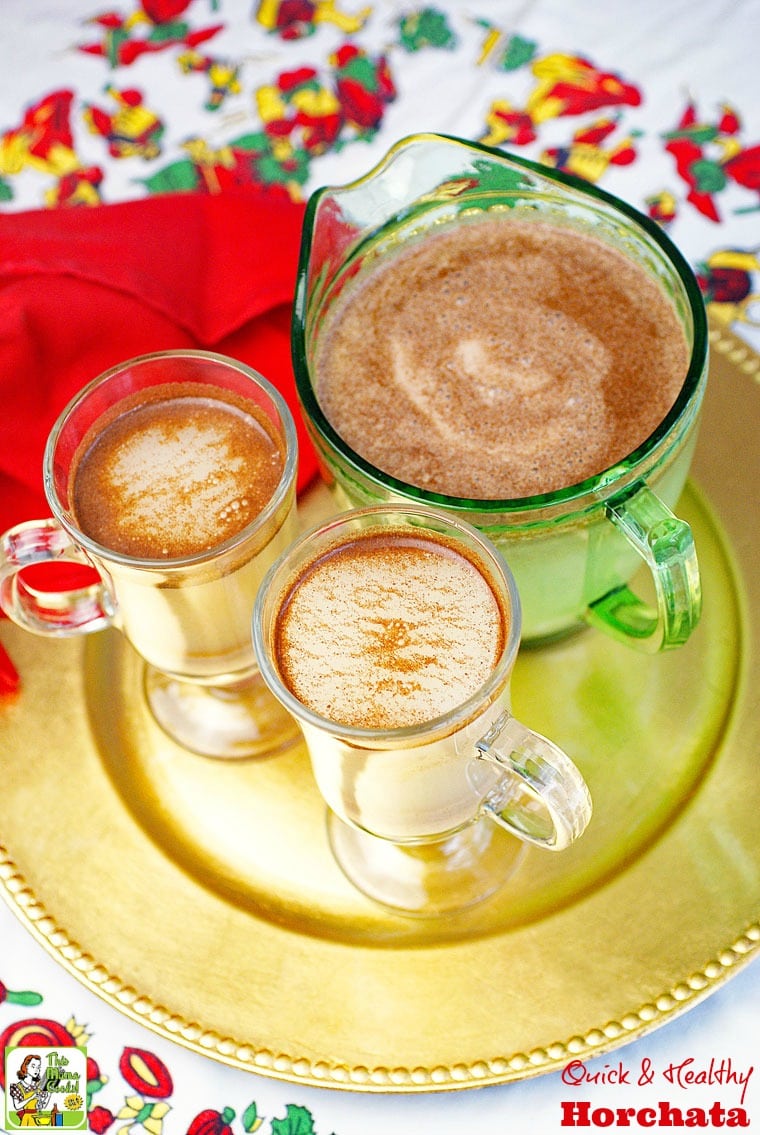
[275,531,506,729]
[315,216,690,498]
[71,384,284,558]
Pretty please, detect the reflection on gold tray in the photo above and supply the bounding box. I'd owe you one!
[1,322,758,1093]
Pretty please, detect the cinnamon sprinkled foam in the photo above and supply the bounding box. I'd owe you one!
[275,531,506,729]
[315,215,689,498]
[70,384,284,558]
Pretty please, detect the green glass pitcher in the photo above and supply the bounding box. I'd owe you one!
[292,133,708,651]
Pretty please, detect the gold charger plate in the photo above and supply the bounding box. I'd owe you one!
[1,322,758,1093]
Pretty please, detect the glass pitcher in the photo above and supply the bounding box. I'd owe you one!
[291,133,708,651]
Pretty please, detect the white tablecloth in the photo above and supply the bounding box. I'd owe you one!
[1,899,757,1133]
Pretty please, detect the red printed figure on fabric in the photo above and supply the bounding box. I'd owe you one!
[480,103,536,147]
[78,1,223,68]
[84,87,165,159]
[482,52,641,149]
[255,44,396,177]
[527,53,641,122]
[177,50,242,111]
[176,137,256,193]
[84,1056,109,1115]
[47,167,105,207]
[0,89,104,206]
[696,248,760,327]
[88,1107,115,1134]
[645,189,678,226]
[256,0,370,41]
[663,99,760,222]
[257,67,343,155]
[541,116,638,182]
[114,1047,172,1132]
[0,90,78,178]
[142,131,309,199]
[331,43,396,138]
[723,141,760,196]
[186,1106,240,1135]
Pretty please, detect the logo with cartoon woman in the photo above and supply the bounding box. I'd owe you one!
[3,1045,87,1129]
[8,1053,59,1127]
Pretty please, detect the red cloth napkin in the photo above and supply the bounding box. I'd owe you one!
[0,187,319,696]
[0,186,317,535]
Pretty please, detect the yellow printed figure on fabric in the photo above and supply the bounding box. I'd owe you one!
[481,51,641,150]
[256,0,371,40]
[177,50,242,111]
[526,52,641,123]
[0,91,81,178]
[0,89,104,206]
[697,249,760,328]
[180,137,237,193]
[256,68,342,155]
[541,116,637,182]
[83,86,164,159]
[481,100,537,146]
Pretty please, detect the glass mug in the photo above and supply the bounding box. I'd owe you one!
[292,133,709,651]
[253,505,592,916]
[0,350,300,759]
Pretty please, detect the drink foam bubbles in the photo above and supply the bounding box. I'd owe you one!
[276,532,505,729]
[71,388,284,558]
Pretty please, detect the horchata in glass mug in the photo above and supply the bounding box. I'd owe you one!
[291,133,709,652]
[0,349,300,759]
[252,504,592,916]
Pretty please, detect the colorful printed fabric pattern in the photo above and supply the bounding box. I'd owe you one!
[0,0,757,347]
[0,997,336,1134]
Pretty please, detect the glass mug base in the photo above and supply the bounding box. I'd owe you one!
[144,666,301,760]
[326,810,529,917]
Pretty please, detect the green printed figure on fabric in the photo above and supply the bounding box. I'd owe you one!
[77,2,223,68]
[398,7,457,52]
[141,131,310,199]
[476,22,537,70]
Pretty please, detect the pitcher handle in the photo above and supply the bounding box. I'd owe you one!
[476,710,592,851]
[586,482,701,652]
[0,519,116,636]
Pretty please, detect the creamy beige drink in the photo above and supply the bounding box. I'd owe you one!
[271,525,510,839]
[314,215,690,499]
[70,382,284,558]
[254,505,593,908]
[275,527,507,728]
[0,350,301,757]
[69,381,297,681]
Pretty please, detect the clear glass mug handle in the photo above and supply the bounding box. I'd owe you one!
[475,710,592,851]
[0,519,116,635]
[586,482,702,652]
